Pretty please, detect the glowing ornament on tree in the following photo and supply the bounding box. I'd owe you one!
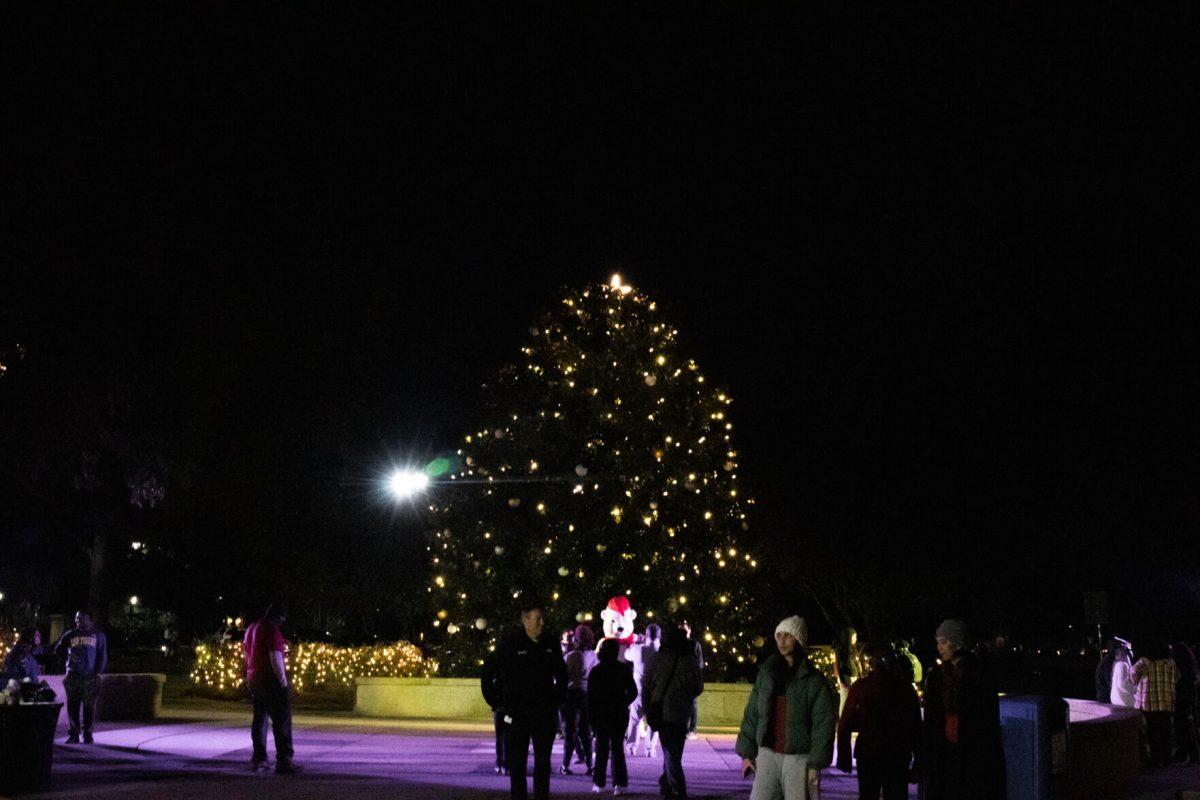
[475,618,488,631]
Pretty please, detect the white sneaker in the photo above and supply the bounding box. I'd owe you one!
[613,787,627,796]
[592,786,603,794]
[686,731,698,740]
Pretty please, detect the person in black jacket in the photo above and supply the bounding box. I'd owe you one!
[644,625,704,800]
[496,599,568,800]
[482,649,507,774]
[588,638,638,794]
[922,619,1005,800]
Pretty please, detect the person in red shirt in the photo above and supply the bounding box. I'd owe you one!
[243,602,296,774]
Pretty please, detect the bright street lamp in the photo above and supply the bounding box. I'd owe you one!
[388,469,430,500]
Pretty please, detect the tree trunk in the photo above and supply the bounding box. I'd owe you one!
[87,526,109,626]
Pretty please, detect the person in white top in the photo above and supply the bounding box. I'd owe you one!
[624,624,662,757]
[1110,641,1136,707]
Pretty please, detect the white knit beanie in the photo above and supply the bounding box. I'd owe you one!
[775,615,808,647]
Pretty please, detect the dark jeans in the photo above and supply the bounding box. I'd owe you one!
[506,715,556,800]
[858,755,910,800]
[659,721,688,798]
[250,683,294,763]
[593,725,629,788]
[687,698,698,733]
[1175,706,1199,761]
[1145,711,1173,768]
[64,673,100,735]
[493,708,508,768]
[562,688,592,768]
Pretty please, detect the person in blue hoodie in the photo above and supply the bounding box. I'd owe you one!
[2,627,43,684]
[54,609,107,744]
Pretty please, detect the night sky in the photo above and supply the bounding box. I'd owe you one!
[4,7,1199,640]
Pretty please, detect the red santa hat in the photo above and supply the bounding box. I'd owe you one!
[607,596,632,616]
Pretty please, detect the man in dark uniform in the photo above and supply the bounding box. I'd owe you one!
[496,598,568,800]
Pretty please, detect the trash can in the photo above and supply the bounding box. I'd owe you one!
[1000,695,1069,800]
[0,702,64,793]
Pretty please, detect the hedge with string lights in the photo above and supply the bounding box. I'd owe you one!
[189,640,434,696]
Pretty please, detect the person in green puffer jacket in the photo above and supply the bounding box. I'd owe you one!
[736,616,837,800]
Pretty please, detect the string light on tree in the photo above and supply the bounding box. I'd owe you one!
[426,276,760,677]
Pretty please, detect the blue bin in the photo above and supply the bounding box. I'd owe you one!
[1000,695,1069,800]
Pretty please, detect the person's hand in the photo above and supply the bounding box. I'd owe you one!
[807,768,821,788]
[741,758,755,779]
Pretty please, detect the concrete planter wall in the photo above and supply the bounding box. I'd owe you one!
[356,677,495,720]
[1063,699,1142,800]
[355,677,753,727]
[41,674,165,723]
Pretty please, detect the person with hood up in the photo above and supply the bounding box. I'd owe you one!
[588,638,638,795]
[644,625,703,799]
[837,643,922,799]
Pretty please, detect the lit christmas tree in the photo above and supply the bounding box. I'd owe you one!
[426,275,761,677]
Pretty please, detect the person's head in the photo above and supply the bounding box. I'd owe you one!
[598,638,621,663]
[774,615,808,660]
[1142,640,1170,661]
[19,627,41,649]
[838,627,858,650]
[662,624,689,653]
[519,600,545,641]
[644,623,662,648]
[75,609,94,630]
[574,624,595,651]
[862,644,893,673]
[897,639,912,652]
[935,619,967,661]
[264,603,287,624]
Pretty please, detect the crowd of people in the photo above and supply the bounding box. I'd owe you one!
[7,602,1197,800]
[473,600,1014,800]
[2,609,108,743]
[1095,636,1200,768]
[480,600,707,800]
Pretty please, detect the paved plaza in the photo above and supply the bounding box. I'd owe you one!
[27,706,872,800]
[17,704,1196,800]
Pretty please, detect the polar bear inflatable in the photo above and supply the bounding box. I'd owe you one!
[600,594,637,661]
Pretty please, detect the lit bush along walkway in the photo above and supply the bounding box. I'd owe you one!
[55,714,890,799]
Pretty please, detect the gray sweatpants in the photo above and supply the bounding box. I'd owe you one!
[750,747,815,800]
